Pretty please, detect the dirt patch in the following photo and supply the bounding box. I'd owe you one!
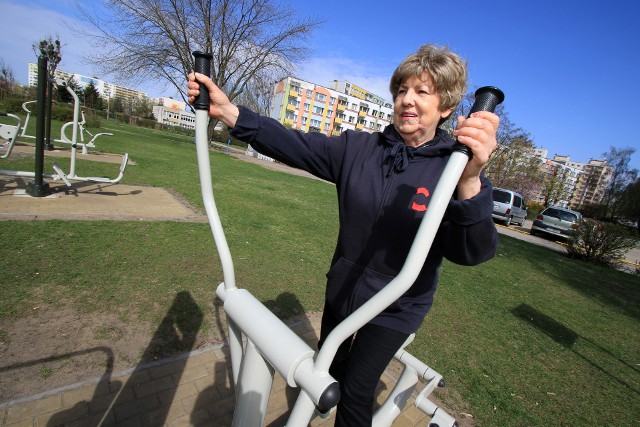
[0,303,153,402]
[0,299,230,404]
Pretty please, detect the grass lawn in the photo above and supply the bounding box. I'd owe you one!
[1,118,639,426]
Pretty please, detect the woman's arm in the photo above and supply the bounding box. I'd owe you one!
[439,176,498,265]
[187,72,239,128]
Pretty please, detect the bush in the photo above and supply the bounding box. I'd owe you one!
[211,127,246,148]
[82,110,101,129]
[566,219,638,267]
[50,104,74,123]
[526,201,545,220]
[0,97,29,114]
[577,202,607,220]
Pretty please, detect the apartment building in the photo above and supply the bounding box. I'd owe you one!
[568,159,613,209]
[27,63,147,105]
[270,77,393,136]
[534,157,582,208]
[532,152,613,209]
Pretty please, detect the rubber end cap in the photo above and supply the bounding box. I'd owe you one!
[316,381,340,414]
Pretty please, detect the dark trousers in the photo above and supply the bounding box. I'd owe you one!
[318,310,410,427]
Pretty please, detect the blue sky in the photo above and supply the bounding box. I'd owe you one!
[1,0,639,170]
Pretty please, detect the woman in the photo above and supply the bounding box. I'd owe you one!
[188,44,499,426]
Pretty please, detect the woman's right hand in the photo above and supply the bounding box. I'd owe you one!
[187,72,239,128]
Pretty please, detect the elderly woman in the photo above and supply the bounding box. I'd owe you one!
[188,44,499,426]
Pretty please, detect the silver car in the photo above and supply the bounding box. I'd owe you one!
[530,206,582,239]
[492,188,527,226]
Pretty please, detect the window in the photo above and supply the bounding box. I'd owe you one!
[514,195,523,208]
[315,93,326,102]
[306,89,312,97]
[303,102,310,112]
[492,189,511,204]
[313,106,324,115]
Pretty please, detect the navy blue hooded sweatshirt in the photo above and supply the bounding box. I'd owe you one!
[230,106,498,334]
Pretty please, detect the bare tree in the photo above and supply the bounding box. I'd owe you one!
[445,91,540,200]
[617,178,640,233]
[538,166,573,207]
[602,146,638,220]
[473,102,540,198]
[76,0,321,133]
[233,68,277,116]
[0,58,17,100]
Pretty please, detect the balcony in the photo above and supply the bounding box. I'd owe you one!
[289,89,299,97]
[284,118,293,126]
[332,130,341,136]
[336,104,346,112]
[286,104,296,112]
[334,117,342,124]
[358,110,367,117]
[356,123,364,130]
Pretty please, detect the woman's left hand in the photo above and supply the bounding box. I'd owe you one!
[452,111,500,200]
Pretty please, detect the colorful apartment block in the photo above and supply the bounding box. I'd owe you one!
[270,77,394,136]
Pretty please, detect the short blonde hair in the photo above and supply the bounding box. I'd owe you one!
[389,44,468,112]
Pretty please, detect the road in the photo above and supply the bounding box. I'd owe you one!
[496,219,640,273]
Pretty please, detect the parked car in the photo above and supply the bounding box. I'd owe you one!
[491,188,527,226]
[530,206,582,239]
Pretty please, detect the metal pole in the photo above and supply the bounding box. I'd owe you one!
[26,56,50,197]
[45,79,54,150]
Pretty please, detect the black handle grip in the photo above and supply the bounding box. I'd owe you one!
[468,86,505,116]
[192,51,213,111]
[453,86,505,156]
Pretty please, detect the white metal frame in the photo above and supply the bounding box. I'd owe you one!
[194,101,466,427]
[1,80,129,186]
[0,113,22,159]
[20,94,113,155]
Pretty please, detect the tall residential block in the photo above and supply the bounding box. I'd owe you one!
[270,77,394,136]
[28,63,147,105]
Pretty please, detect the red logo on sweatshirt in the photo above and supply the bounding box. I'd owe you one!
[411,187,430,212]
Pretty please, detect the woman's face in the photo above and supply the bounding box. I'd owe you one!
[393,72,452,147]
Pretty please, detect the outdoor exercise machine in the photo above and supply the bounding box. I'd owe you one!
[0,112,22,159]
[20,90,114,156]
[0,61,129,189]
[48,79,129,184]
[191,50,504,426]
[0,106,73,187]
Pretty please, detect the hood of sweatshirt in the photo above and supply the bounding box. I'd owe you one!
[381,124,455,177]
